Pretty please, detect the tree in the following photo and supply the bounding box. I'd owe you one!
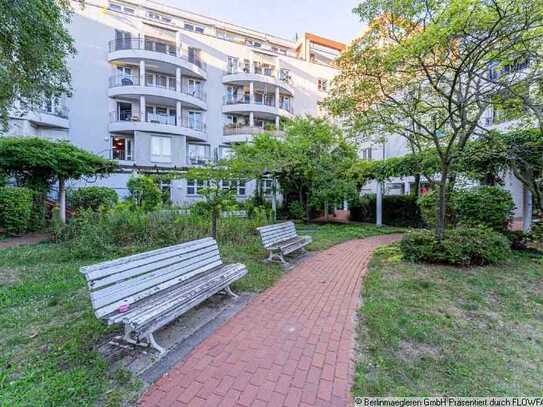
[230,117,358,223]
[325,0,543,239]
[0,137,116,222]
[184,163,248,239]
[0,0,76,129]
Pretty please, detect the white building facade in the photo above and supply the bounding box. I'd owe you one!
[4,0,342,206]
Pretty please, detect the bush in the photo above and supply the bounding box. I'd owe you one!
[127,176,161,211]
[57,205,269,259]
[418,186,515,233]
[400,227,511,266]
[288,201,305,220]
[67,186,118,212]
[0,186,35,235]
[349,194,424,227]
[454,186,514,232]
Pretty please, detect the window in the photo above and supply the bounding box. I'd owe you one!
[222,180,246,196]
[147,11,172,24]
[246,39,262,48]
[111,136,133,161]
[188,47,202,67]
[184,23,204,33]
[114,30,132,50]
[150,136,172,163]
[109,2,135,14]
[186,111,203,130]
[187,179,206,195]
[144,36,177,56]
[263,178,274,195]
[361,147,372,161]
[318,79,329,92]
[185,78,202,96]
[187,143,210,165]
[386,183,405,195]
[195,26,204,34]
[117,102,132,121]
[226,56,238,74]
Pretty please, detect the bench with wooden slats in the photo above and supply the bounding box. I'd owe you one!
[256,221,312,265]
[80,237,247,354]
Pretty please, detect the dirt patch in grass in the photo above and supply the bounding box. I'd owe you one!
[0,267,22,286]
[397,340,440,363]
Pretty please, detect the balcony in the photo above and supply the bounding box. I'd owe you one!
[223,124,285,143]
[26,99,69,129]
[108,75,207,110]
[223,96,294,118]
[108,112,207,142]
[223,67,294,95]
[107,38,207,79]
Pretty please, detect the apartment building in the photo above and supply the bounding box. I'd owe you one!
[4,0,342,205]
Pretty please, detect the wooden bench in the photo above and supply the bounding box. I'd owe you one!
[257,221,312,265]
[80,237,247,354]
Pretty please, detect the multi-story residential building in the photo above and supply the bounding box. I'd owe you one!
[3,0,343,205]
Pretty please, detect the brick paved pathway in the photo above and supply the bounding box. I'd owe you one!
[139,235,401,407]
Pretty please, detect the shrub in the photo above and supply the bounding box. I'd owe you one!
[0,186,35,235]
[400,227,511,266]
[349,194,424,227]
[127,176,161,211]
[67,186,118,212]
[418,186,515,232]
[57,205,269,259]
[454,186,514,232]
[288,201,305,220]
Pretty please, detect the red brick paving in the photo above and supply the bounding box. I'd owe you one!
[139,235,401,407]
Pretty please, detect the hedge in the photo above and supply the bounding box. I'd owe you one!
[67,186,118,212]
[349,194,424,227]
[0,186,35,235]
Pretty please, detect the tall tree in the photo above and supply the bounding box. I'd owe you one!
[325,0,543,239]
[0,0,75,128]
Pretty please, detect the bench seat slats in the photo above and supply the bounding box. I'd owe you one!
[82,238,216,280]
[93,258,223,318]
[257,222,311,263]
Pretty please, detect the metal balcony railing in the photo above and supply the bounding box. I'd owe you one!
[108,75,207,102]
[108,38,207,71]
[223,95,251,105]
[181,117,206,131]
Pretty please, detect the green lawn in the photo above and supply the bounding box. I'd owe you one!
[355,244,543,396]
[0,222,396,407]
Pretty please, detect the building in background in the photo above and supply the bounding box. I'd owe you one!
[4,0,342,206]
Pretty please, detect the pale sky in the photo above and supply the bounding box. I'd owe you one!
[158,0,364,44]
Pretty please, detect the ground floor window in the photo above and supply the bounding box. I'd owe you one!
[386,182,405,195]
[262,178,274,195]
[222,180,246,196]
[187,179,206,195]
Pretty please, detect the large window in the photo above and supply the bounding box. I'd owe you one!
[187,143,210,165]
[150,136,172,163]
[188,47,202,67]
[262,178,274,195]
[361,147,372,161]
[111,136,133,161]
[186,111,203,130]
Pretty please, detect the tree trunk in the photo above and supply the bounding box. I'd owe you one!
[305,192,310,223]
[324,200,329,221]
[211,210,218,239]
[271,178,277,223]
[436,167,449,241]
[58,177,66,224]
[413,174,421,198]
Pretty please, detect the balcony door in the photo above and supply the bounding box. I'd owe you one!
[117,102,132,121]
[186,79,201,96]
[115,30,132,50]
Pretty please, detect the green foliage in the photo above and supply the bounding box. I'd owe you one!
[67,186,118,212]
[349,194,424,227]
[231,117,358,222]
[418,187,515,233]
[287,201,305,220]
[0,137,116,190]
[400,227,512,266]
[127,176,161,212]
[0,186,35,235]
[454,187,515,232]
[56,205,269,259]
[0,0,76,128]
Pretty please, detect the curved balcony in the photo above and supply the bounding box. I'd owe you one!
[109,112,207,142]
[223,125,285,143]
[108,38,207,80]
[222,97,294,119]
[108,75,207,110]
[222,70,294,95]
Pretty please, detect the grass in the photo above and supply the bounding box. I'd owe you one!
[354,244,543,396]
[0,221,395,406]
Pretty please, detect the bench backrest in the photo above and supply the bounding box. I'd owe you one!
[80,237,222,319]
[221,210,248,218]
[257,221,298,248]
